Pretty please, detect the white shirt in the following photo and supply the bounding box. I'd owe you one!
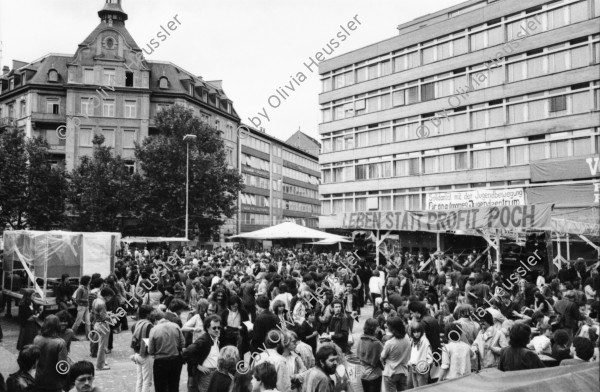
[201,338,220,369]
[369,277,382,295]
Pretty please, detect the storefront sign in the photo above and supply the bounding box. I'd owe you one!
[320,204,553,232]
[426,188,524,210]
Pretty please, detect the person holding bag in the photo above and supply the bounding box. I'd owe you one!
[131,305,155,392]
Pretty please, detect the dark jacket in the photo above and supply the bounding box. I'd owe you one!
[329,313,349,353]
[221,308,249,353]
[6,371,35,392]
[32,335,68,391]
[356,334,384,370]
[181,332,217,368]
[251,310,280,353]
[420,315,442,356]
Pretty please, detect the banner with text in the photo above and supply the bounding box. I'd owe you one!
[426,188,525,210]
[319,204,553,232]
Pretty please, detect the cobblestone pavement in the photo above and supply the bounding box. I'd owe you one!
[0,304,373,392]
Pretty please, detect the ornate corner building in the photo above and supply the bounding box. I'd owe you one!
[0,0,241,242]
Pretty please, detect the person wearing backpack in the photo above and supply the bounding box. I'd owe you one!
[130,305,155,392]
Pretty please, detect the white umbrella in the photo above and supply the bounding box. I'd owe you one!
[229,221,348,240]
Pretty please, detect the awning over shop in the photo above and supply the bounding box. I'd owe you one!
[121,236,190,243]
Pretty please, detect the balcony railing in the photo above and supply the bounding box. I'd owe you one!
[31,112,66,124]
[0,117,15,128]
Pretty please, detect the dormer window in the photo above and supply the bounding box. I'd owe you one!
[159,77,168,89]
[48,70,59,82]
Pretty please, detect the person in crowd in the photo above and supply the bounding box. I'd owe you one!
[148,310,185,392]
[71,276,91,337]
[206,346,240,392]
[553,291,583,343]
[251,296,280,355]
[299,309,318,355]
[408,301,441,359]
[91,288,114,370]
[67,361,98,392]
[131,305,155,392]
[376,301,397,331]
[33,315,69,392]
[498,323,545,371]
[380,316,410,392]
[182,301,207,345]
[369,271,383,316]
[56,274,74,311]
[328,300,350,354]
[165,299,187,327]
[439,323,472,381]
[221,295,249,353]
[407,322,432,388]
[251,362,279,392]
[471,311,507,369]
[560,336,594,366]
[357,318,383,392]
[302,345,338,392]
[551,329,573,364]
[281,331,307,392]
[527,323,552,356]
[253,330,291,392]
[6,345,40,392]
[56,310,76,353]
[16,289,41,350]
[182,314,221,392]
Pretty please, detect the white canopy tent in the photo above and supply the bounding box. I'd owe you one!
[229,221,351,241]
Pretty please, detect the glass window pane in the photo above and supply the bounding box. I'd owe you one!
[406,87,419,104]
[529,143,546,161]
[453,113,468,133]
[488,26,503,46]
[573,137,590,156]
[393,90,405,106]
[550,140,569,158]
[424,157,437,173]
[527,57,544,78]
[438,78,453,97]
[570,1,588,23]
[356,67,367,83]
[489,107,504,127]
[508,103,526,123]
[472,150,488,169]
[571,46,590,68]
[381,61,392,76]
[548,7,566,29]
[572,91,591,113]
[407,52,420,68]
[490,148,504,167]
[453,38,468,55]
[422,46,435,64]
[438,42,451,60]
[549,51,567,73]
[471,110,487,129]
[470,31,485,51]
[528,99,546,121]
[508,62,525,82]
[394,55,406,72]
[509,145,528,165]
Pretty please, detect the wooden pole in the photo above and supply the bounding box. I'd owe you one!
[376,230,380,266]
[495,232,501,272]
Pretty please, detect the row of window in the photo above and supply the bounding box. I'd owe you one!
[242,153,270,172]
[282,166,320,185]
[241,193,270,208]
[241,213,271,226]
[282,183,319,199]
[321,130,599,183]
[282,150,319,172]
[242,135,271,154]
[78,128,137,148]
[321,37,600,122]
[320,0,597,92]
[285,200,321,214]
[242,173,270,190]
[322,83,600,152]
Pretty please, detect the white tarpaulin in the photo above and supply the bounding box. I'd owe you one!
[82,233,117,277]
[230,221,347,240]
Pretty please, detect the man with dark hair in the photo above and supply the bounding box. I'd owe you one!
[148,308,185,392]
[553,291,582,343]
[7,345,40,392]
[303,345,338,392]
[166,299,187,327]
[328,300,350,353]
[181,314,221,392]
[251,295,279,354]
[251,362,278,392]
[68,361,95,392]
[560,336,594,365]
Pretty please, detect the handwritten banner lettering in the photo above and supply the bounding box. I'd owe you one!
[320,204,553,232]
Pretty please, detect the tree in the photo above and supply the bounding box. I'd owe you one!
[68,134,133,232]
[133,104,243,238]
[0,129,68,230]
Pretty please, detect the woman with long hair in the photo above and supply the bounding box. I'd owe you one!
[498,323,545,371]
[221,295,249,355]
[281,331,307,392]
[357,318,383,392]
[33,315,69,392]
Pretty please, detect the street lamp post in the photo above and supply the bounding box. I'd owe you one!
[183,134,197,240]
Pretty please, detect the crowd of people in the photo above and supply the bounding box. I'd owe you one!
[0,244,598,392]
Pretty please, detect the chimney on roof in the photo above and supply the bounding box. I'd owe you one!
[2,66,9,75]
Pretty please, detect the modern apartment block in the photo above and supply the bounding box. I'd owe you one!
[0,0,240,241]
[240,127,320,233]
[319,0,599,255]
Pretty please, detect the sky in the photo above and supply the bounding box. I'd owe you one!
[0,0,466,142]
